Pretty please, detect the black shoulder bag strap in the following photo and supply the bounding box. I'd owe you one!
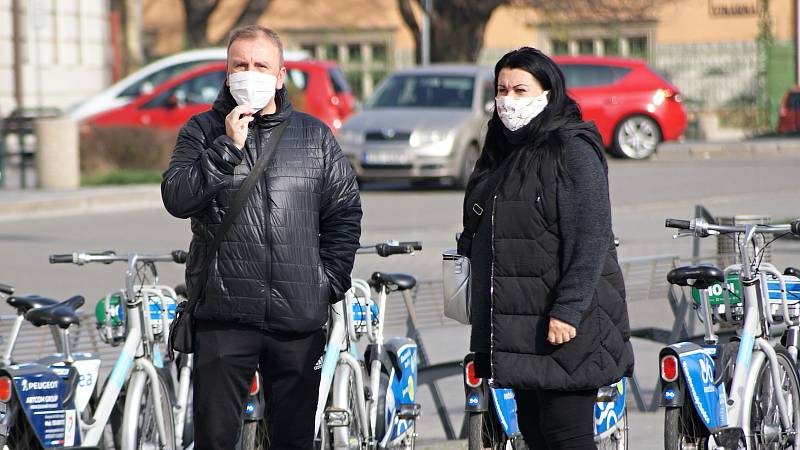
[197,118,290,298]
[456,166,506,256]
[169,118,290,357]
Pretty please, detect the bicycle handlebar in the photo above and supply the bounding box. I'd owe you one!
[49,250,187,265]
[358,241,422,257]
[665,218,800,238]
[0,283,14,296]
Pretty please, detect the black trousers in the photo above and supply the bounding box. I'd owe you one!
[193,320,326,450]
[516,388,597,450]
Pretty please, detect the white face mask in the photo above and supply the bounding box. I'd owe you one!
[228,71,278,110]
[495,90,549,132]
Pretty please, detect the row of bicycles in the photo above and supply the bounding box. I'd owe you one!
[658,217,800,449]
[0,240,424,450]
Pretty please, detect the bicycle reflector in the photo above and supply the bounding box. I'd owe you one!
[0,377,12,402]
[249,374,260,396]
[661,355,679,382]
[465,361,482,388]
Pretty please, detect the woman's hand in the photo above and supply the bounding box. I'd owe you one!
[547,317,577,345]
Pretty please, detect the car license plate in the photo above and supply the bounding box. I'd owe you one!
[362,150,409,165]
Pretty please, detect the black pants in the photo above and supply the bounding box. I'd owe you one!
[516,388,597,450]
[193,320,326,450]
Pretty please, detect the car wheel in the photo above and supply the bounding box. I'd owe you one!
[612,115,661,160]
[456,143,480,189]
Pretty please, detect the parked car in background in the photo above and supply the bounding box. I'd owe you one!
[82,59,355,133]
[338,65,494,187]
[778,86,800,133]
[553,55,687,159]
[66,47,309,122]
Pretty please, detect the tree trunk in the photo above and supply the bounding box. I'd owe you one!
[397,0,507,64]
[182,0,216,49]
[214,0,271,45]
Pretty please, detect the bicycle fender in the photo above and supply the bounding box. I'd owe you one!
[662,342,727,432]
[462,354,487,412]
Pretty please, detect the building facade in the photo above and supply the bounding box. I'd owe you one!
[0,0,110,115]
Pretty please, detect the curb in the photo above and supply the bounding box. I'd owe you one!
[0,185,163,221]
[656,138,800,160]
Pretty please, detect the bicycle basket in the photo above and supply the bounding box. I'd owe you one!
[95,286,178,345]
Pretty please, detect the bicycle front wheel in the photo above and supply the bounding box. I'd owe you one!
[122,370,176,450]
[748,345,800,449]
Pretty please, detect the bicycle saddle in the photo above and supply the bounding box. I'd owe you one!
[785,267,800,277]
[25,295,84,329]
[667,265,724,289]
[370,272,417,292]
[6,295,60,315]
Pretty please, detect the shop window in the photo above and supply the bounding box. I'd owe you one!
[577,39,594,55]
[602,38,620,56]
[628,36,648,58]
[551,39,568,55]
[348,44,362,63]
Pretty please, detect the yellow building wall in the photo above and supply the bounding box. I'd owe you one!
[143,0,795,58]
[143,0,417,57]
[656,0,794,43]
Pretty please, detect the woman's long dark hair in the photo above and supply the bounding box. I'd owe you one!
[469,47,582,193]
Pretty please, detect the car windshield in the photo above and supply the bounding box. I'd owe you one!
[367,74,474,109]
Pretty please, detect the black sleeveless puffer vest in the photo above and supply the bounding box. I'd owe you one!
[487,130,634,391]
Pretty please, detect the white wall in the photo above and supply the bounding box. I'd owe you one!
[0,0,110,116]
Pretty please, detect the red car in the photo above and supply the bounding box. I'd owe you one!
[85,60,356,133]
[778,86,800,133]
[553,56,687,159]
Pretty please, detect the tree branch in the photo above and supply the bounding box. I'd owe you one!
[214,0,271,45]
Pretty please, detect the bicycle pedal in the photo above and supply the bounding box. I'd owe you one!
[324,407,351,427]
[397,402,420,420]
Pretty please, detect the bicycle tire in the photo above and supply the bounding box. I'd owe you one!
[240,418,269,450]
[664,402,709,450]
[748,345,800,449]
[468,410,510,450]
[123,370,176,450]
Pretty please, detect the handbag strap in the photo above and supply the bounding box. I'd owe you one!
[457,162,507,255]
[196,117,290,300]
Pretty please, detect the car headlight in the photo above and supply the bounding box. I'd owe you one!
[339,129,365,146]
[409,130,448,148]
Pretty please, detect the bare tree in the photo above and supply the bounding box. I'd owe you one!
[397,0,667,63]
[398,0,510,64]
[182,0,272,49]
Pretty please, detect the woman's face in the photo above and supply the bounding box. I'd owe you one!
[496,68,545,99]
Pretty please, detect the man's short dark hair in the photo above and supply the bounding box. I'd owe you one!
[227,25,285,65]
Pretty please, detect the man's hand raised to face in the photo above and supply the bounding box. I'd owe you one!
[225,105,255,150]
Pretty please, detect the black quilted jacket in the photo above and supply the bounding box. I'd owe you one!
[162,86,362,333]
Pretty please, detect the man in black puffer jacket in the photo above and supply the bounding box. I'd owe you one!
[162,25,361,449]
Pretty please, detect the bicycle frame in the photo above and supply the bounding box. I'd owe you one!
[80,255,171,449]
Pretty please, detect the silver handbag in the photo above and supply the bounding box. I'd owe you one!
[442,249,471,325]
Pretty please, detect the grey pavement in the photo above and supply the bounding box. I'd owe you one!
[1,154,800,448]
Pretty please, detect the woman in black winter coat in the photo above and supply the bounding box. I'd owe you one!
[459,47,634,449]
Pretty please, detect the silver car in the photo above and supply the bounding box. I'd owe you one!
[338,65,494,187]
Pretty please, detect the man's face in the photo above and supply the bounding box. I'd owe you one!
[226,36,286,90]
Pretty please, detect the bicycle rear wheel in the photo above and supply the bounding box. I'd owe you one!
[467,409,515,450]
[664,400,709,450]
[748,346,800,449]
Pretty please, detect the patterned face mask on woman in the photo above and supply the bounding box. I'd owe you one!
[495,90,549,132]
[228,71,278,110]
